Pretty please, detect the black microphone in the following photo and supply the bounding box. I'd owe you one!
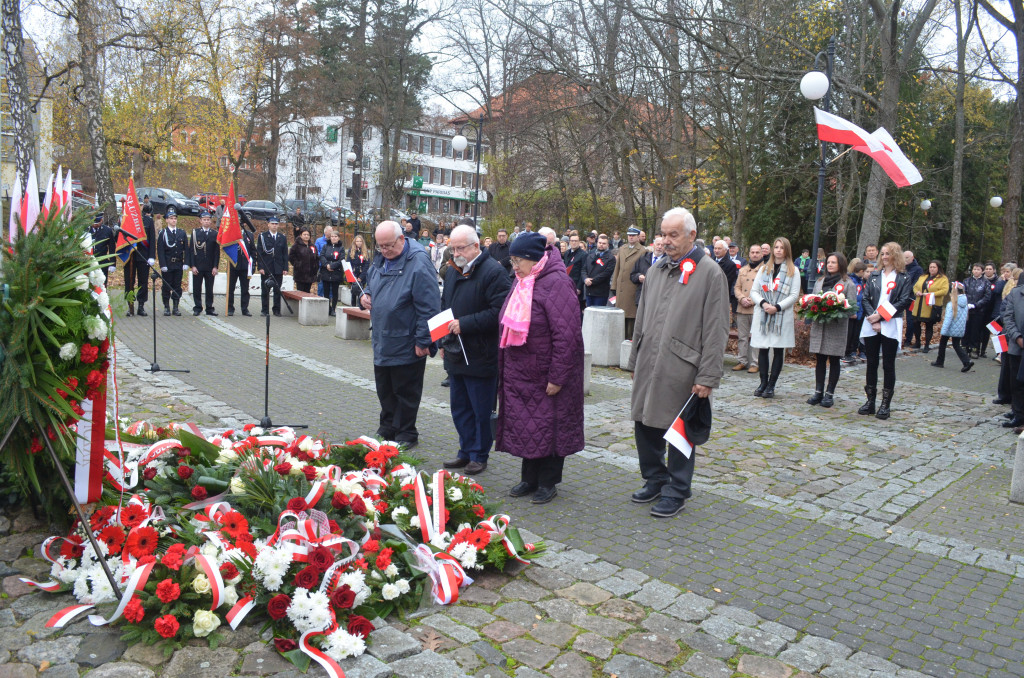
[236,204,257,233]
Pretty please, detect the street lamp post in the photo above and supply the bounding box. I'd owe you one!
[451,114,485,231]
[346,150,360,245]
[800,36,835,291]
[979,194,1003,263]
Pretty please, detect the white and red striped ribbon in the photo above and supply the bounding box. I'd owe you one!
[73,380,107,504]
[225,596,255,630]
[477,514,530,565]
[193,554,225,609]
[46,604,94,628]
[19,577,61,592]
[299,630,346,678]
[88,561,155,626]
[411,544,472,605]
[413,471,447,544]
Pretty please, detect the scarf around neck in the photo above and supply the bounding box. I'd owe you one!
[500,250,550,348]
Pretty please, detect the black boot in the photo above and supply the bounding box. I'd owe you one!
[858,385,877,415]
[876,388,894,419]
[126,302,134,317]
[328,300,337,317]
[762,374,779,399]
[821,391,835,408]
[164,305,171,316]
[807,391,823,406]
[137,302,147,317]
[754,370,768,397]
[172,301,181,316]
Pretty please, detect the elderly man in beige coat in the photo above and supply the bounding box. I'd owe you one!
[626,207,730,518]
[611,226,644,339]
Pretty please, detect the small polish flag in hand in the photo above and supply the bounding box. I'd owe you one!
[987,320,1003,335]
[877,299,897,321]
[993,334,1008,354]
[429,308,455,342]
[663,409,694,459]
[342,260,357,284]
[924,293,935,306]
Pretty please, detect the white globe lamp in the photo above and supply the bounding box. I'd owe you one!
[346,151,357,164]
[920,199,932,211]
[800,71,830,101]
[991,196,1003,208]
[451,134,468,153]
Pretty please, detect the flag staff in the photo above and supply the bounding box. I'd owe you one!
[800,36,835,291]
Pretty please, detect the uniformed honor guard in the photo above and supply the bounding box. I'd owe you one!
[187,209,222,316]
[257,215,289,316]
[228,228,255,316]
[123,204,157,316]
[157,207,188,316]
[89,214,115,286]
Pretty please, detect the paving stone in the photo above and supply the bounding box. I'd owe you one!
[495,601,544,627]
[0,665,37,678]
[679,631,736,660]
[545,651,594,678]
[596,598,646,622]
[601,653,666,677]
[820,659,872,678]
[460,587,501,605]
[474,572,512,590]
[524,567,577,590]
[502,638,560,669]
[471,640,507,666]
[531,620,578,647]
[513,668,546,678]
[421,613,481,643]
[10,593,73,621]
[389,650,470,678]
[714,604,760,626]
[221,625,263,649]
[239,649,294,675]
[678,652,733,678]
[70,663,157,678]
[758,620,798,642]
[501,580,551,602]
[778,635,853,672]
[556,582,613,606]
[0,533,44,561]
[17,636,81,666]
[482,620,528,642]
[618,632,680,665]
[663,592,714,622]
[629,581,681,611]
[698,614,746,641]
[578,613,635,638]
[572,632,614,660]
[366,626,422,662]
[160,647,240,678]
[122,641,172,666]
[334,653,391,678]
[535,598,585,624]
[0,577,31,599]
[448,646,483,671]
[31,665,76,678]
[560,559,620,582]
[75,632,128,666]
[641,612,696,640]
[595,574,643,596]
[847,651,901,673]
[736,654,794,678]
[734,627,789,654]
[475,665,509,678]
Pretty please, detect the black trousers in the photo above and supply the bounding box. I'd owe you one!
[998,348,1013,401]
[324,281,340,310]
[227,268,250,313]
[261,273,284,313]
[864,333,898,390]
[635,421,695,501]
[846,317,862,356]
[374,358,426,443]
[124,256,149,305]
[966,309,985,351]
[936,335,970,367]
[161,268,183,307]
[758,347,785,384]
[521,456,565,488]
[1009,353,1024,417]
[908,317,936,347]
[192,269,216,313]
[814,354,841,393]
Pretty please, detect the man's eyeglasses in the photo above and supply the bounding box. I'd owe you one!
[376,239,400,252]
[449,243,477,254]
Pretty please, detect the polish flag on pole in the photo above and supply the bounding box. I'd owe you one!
[987,320,1003,335]
[993,334,1009,354]
[341,259,358,284]
[663,395,696,459]
[429,308,455,342]
[41,172,54,220]
[24,161,40,233]
[63,170,74,219]
[814,108,923,187]
[52,166,63,212]
[877,298,898,321]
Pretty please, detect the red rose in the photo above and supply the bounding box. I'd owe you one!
[307,546,334,573]
[191,486,208,501]
[362,540,379,553]
[29,438,43,454]
[349,495,366,516]
[331,492,349,510]
[162,544,186,570]
[177,466,194,480]
[274,463,292,476]
[328,520,341,533]
[267,594,290,620]
[294,565,319,589]
[86,369,104,389]
[154,614,179,638]
[296,450,311,462]
[220,562,240,581]
[347,615,375,639]
[143,467,157,481]
[156,579,180,603]
[375,548,393,570]
[123,596,145,623]
[274,638,297,653]
[176,447,190,457]
[330,584,355,610]
[287,497,308,513]
[80,344,99,364]
[302,466,317,482]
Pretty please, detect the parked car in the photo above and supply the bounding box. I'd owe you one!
[194,192,247,209]
[136,187,201,217]
[238,200,284,222]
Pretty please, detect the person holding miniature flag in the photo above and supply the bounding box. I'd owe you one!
[360,221,441,449]
[626,208,729,518]
[907,260,949,352]
[318,230,347,317]
[999,280,1024,429]
[858,242,914,420]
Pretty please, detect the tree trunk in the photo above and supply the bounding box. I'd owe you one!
[76,0,116,218]
[2,0,35,181]
[948,0,971,277]
[1008,22,1024,264]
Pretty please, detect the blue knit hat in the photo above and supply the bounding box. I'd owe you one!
[508,232,546,262]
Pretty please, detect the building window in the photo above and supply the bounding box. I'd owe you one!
[307,187,321,195]
[310,156,322,164]
[451,171,459,187]
[466,145,474,162]
[400,134,409,151]
[440,139,447,157]
[440,169,448,186]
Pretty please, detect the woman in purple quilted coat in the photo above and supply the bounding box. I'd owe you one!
[495,232,585,504]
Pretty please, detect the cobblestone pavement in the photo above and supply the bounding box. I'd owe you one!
[7,306,1023,677]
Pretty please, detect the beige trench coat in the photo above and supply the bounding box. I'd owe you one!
[611,244,644,318]
[627,252,730,429]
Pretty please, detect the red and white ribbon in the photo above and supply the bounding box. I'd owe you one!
[411,544,472,605]
[46,604,95,628]
[193,554,225,610]
[88,560,155,626]
[413,471,447,543]
[299,630,346,678]
[73,379,107,504]
[477,514,530,565]
[225,595,255,630]
[679,259,695,284]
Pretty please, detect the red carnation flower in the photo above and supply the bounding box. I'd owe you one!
[66,376,79,390]
[99,338,110,353]
[287,497,308,513]
[69,400,84,417]
[330,584,355,610]
[349,495,366,516]
[29,438,43,455]
[162,544,186,571]
[294,565,319,589]
[375,548,393,570]
[472,504,485,518]
[302,465,317,482]
[177,465,194,480]
[97,525,126,556]
[154,614,179,639]
[243,423,256,432]
[86,369,104,390]
[274,462,292,476]
[191,486,208,501]
[267,594,290,620]
[156,579,181,604]
[120,504,148,529]
[362,539,379,553]
[307,546,334,573]
[220,510,249,539]
[274,638,297,653]
[60,535,85,560]
[219,562,240,581]
[375,501,388,514]
[80,343,99,364]
[125,526,160,558]
[331,492,349,510]
[347,615,375,639]
[123,596,145,623]
[353,558,368,570]
[143,467,157,481]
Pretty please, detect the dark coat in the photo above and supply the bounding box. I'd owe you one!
[441,250,512,378]
[256,231,289,275]
[289,241,319,285]
[496,247,584,459]
[488,240,512,274]
[715,255,739,300]
[117,216,156,263]
[365,238,441,366]
[229,230,256,273]
[347,249,371,285]
[563,248,587,295]
[89,225,115,265]
[989,278,1006,321]
[157,227,188,268]
[963,275,992,309]
[319,242,347,282]
[905,259,924,287]
[861,270,914,318]
[583,249,615,297]
[186,227,221,271]
[630,251,653,303]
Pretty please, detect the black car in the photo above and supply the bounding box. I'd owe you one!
[136,187,201,217]
[239,200,285,222]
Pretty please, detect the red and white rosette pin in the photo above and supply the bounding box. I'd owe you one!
[834,283,844,295]
[679,259,696,284]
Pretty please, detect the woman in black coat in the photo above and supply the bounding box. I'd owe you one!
[288,227,319,293]
[318,230,346,316]
[963,263,992,358]
[347,234,371,309]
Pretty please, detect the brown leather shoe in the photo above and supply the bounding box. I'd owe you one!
[442,457,469,469]
[732,363,747,371]
[463,461,487,474]
[747,365,759,373]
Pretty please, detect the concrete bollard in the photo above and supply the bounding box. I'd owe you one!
[583,351,592,396]
[582,307,625,366]
[1010,432,1024,504]
[340,286,353,306]
[619,340,633,370]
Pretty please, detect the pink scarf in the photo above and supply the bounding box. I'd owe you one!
[500,251,549,348]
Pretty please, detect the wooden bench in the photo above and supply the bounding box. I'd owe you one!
[336,306,372,340]
[281,290,329,326]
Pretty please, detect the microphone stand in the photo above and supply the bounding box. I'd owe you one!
[238,208,306,430]
[122,230,189,374]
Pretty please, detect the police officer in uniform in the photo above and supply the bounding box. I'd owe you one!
[157,206,188,316]
[257,215,289,316]
[89,214,115,286]
[187,209,221,316]
[227,227,255,316]
[122,204,157,316]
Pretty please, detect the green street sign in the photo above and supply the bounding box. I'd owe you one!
[419,201,428,212]
[412,175,424,189]
[326,126,338,143]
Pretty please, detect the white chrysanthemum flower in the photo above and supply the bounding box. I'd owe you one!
[250,426,264,435]
[74,274,90,290]
[95,291,110,309]
[429,531,451,551]
[59,343,77,361]
[450,542,478,570]
[263,574,283,591]
[381,583,400,600]
[73,574,90,601]
[340,571,366,595]
[384,564,398,578]
[370,570,382,581]
[447,487,462,502]
[335,478,362,497]
[324,629,366,661]
[88,268,104,286]
[390,506,409,521]
[409,515,420,528]
[396,579,410,594]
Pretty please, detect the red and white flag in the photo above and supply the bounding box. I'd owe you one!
[988,320,1003,335]
[23,161,40,233]
[7,171,21,242]
[993,334,1009,354]
[341,259,357,284]
[74,380,107,504]
[52,166,63,212]
[877,299,897,321]
[814,108,922,187]
[663,407,694,459]
[429,308,455,342]
[924,293,935,305]
[63,169,74,218]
